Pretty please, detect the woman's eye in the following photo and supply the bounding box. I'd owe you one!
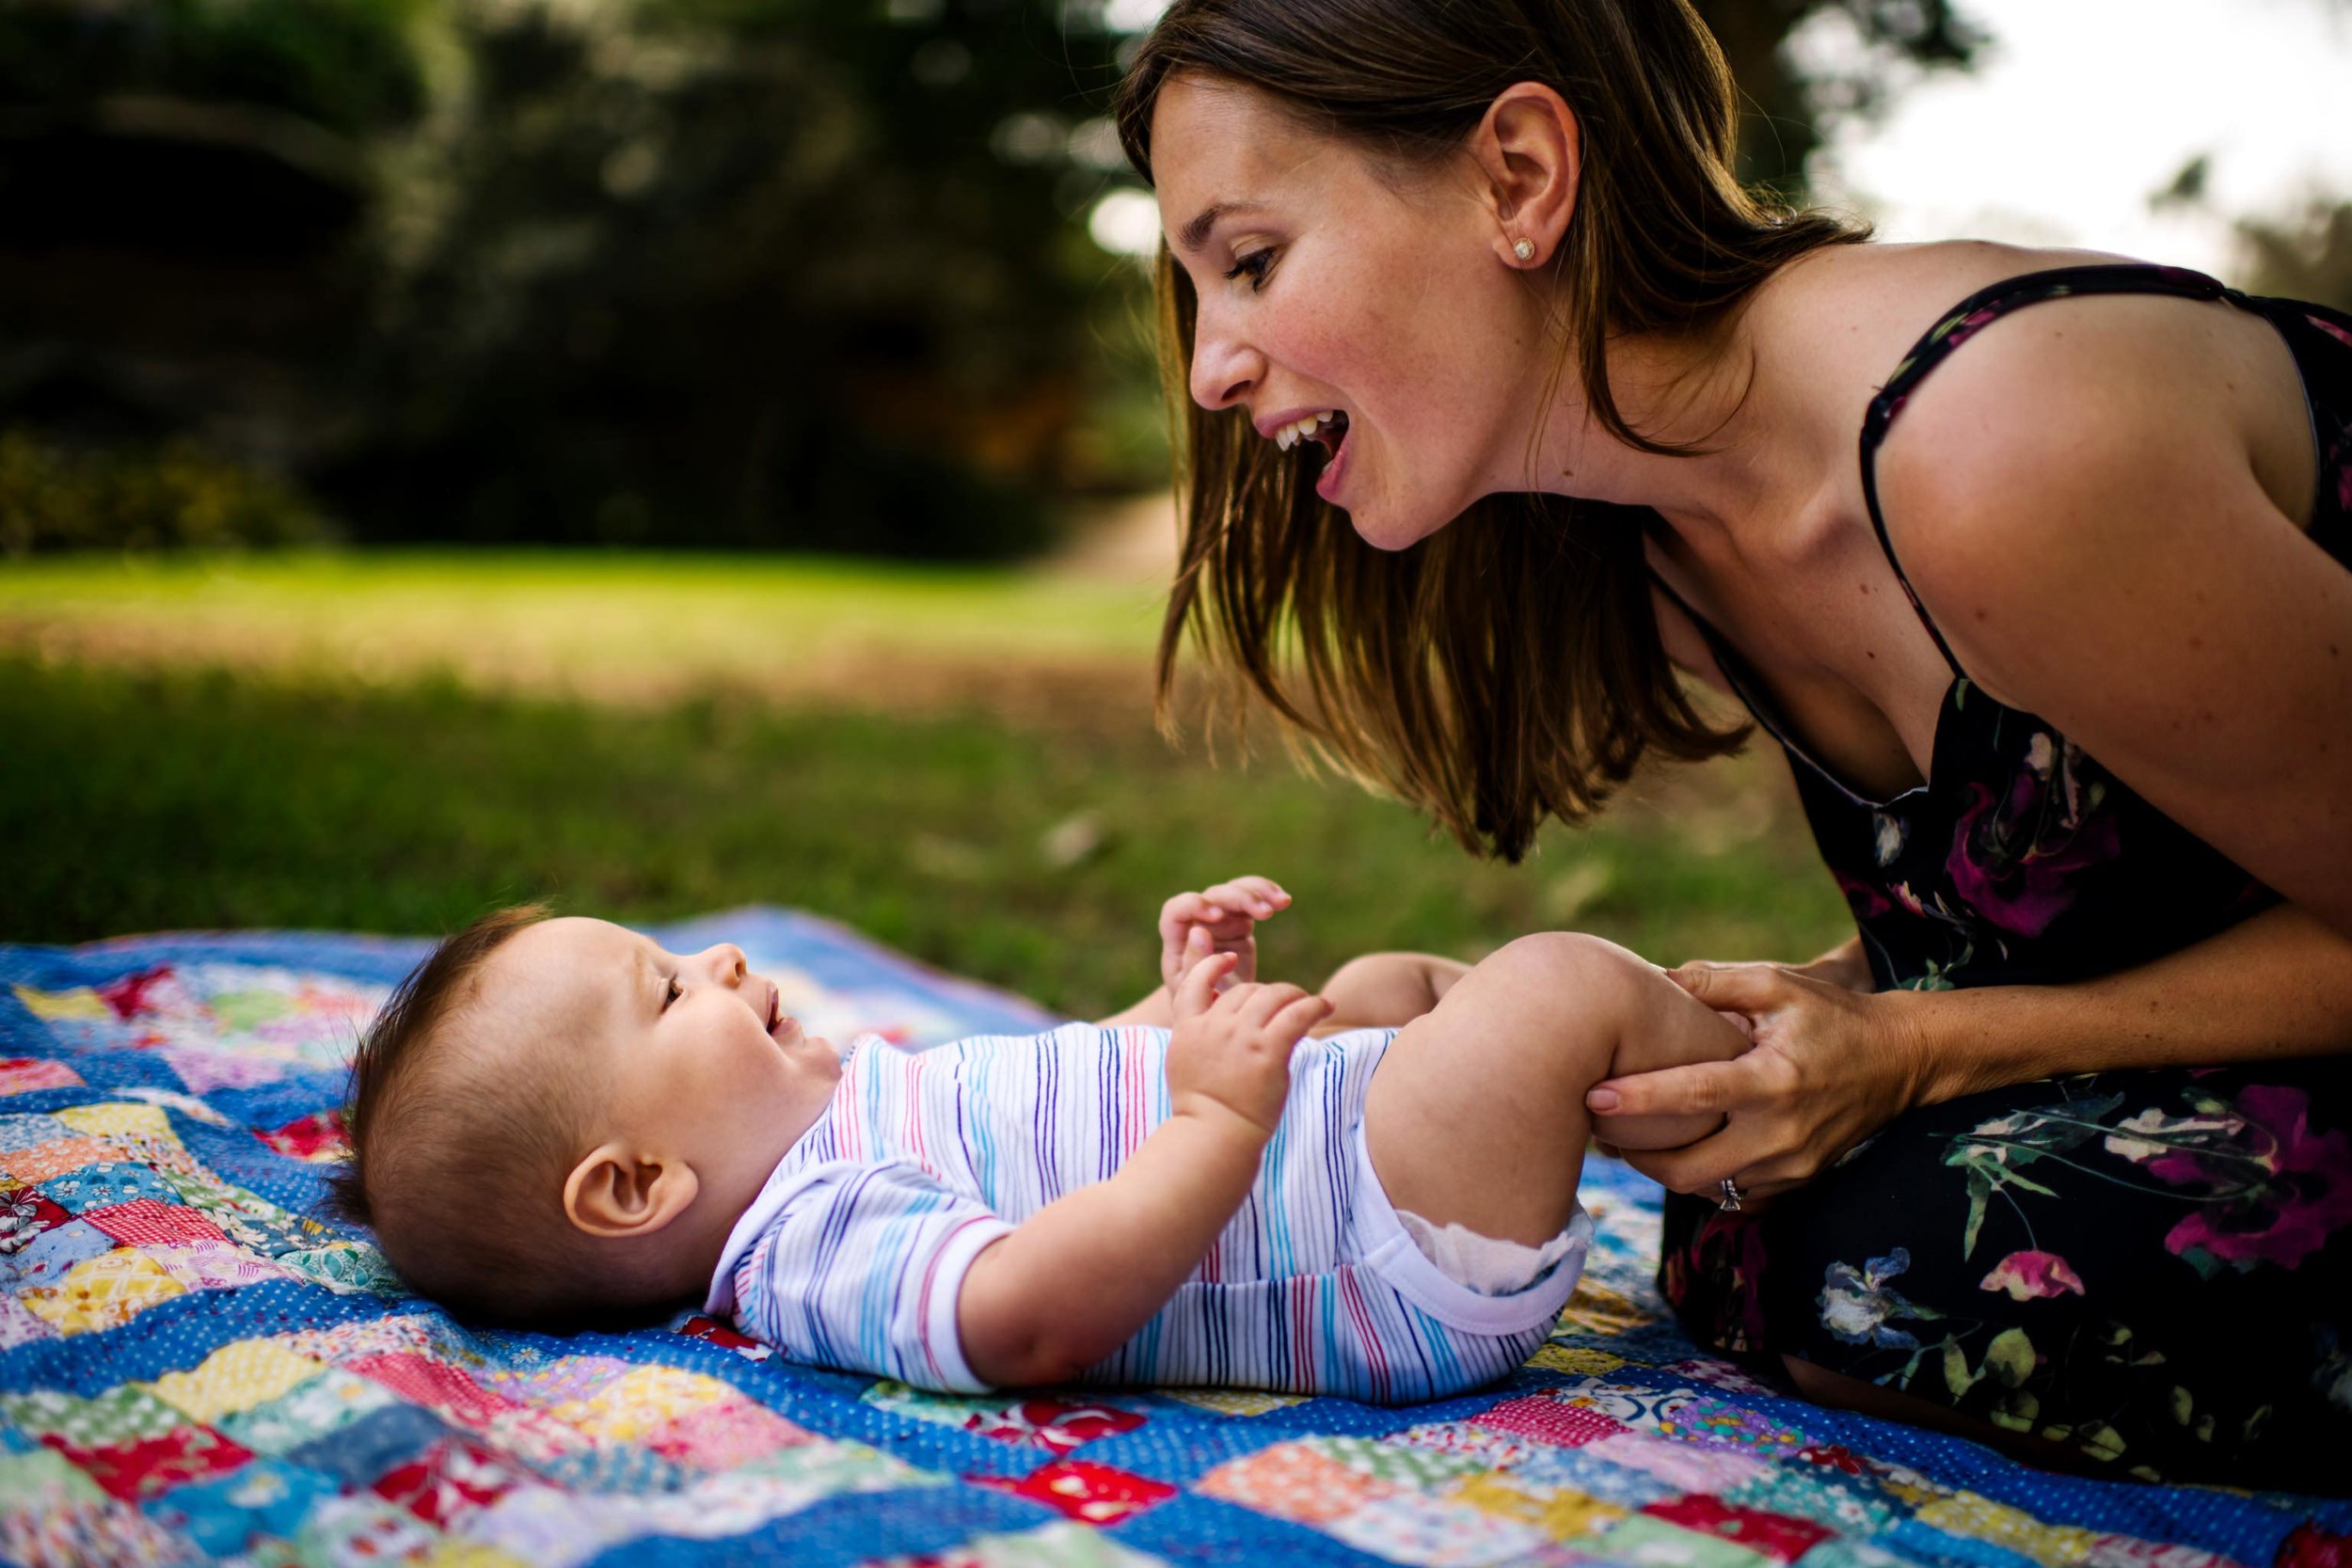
[1224,248,1275,292]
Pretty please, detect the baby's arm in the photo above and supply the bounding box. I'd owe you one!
[961,955,1330,1387]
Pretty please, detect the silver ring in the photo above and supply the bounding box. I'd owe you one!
[1717,1176,1744,1212]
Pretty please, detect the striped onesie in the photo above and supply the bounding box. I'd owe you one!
[703,1022,1591,1403]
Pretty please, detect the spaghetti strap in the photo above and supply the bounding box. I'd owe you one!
[1858,263,2242,674]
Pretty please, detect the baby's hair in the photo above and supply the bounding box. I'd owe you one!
[326,903,550,1232]
[327,903,639,1324]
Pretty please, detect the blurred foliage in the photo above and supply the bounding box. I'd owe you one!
[2236,198,2352,314]
[0,431,328,556]
[0,0,1976,557]
[1695,0,1982,199]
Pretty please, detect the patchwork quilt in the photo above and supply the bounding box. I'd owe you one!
[0,911,2344,1568]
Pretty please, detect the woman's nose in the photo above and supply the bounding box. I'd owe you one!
[1189,318,1261,412]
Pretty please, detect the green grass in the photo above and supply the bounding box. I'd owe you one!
[0,549,1167,703]
[0,654,1851,1019]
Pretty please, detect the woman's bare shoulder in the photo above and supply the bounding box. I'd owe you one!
[1746,239,2147,367]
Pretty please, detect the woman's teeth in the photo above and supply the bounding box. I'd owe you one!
[1275,411,1339,451]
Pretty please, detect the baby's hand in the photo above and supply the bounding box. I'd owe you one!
[1166,953,1330,1137]
[1159,876,1291,993]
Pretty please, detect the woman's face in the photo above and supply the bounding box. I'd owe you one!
[1151,75,1552,549]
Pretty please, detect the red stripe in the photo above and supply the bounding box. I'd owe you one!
[1338,1268,1389,1402]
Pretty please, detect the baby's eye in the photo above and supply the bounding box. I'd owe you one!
[662,976,683,1010]
[1224,247,1275,292]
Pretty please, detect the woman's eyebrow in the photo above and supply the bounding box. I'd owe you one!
[1178,199,1267,253]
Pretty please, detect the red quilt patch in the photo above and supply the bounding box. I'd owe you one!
[1644,1494,1836,1562]
[81,1197,230,1249]
[974,1459,1177,1527]
[43,1423,253,1502]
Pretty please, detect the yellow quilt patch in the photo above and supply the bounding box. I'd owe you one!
[20,1250,186,1334]
[1917,1494,2101,1568]
[8,986,109,1022]
[1155,1387,1308,1417]
[147,1339,328,1425]
[552,1365,733,1442]
[1529,1344,1628,1377]
[1451,1472,1627,1541]
[52,1102,177,1143]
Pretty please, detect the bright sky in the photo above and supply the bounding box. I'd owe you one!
[1091,0,2352,277]
[1804,0,2352,277]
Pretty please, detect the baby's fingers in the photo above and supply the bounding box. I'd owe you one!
[1174,951,1241,1019]
[1235,981,1312,1026]
[1264,992,1334,1046]
[1202,877,1289,920]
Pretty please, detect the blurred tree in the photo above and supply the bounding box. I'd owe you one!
[1693,0,1982,199]
[338,0,1136,554]
[0,0,1981,557]
[2234,198,2352,314]
[0,0,430,495]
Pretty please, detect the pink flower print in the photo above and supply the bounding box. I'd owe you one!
[1979,1250,2086,1300]
[1940,307,2004,351]
[1833,871,1893,921]
[1945,734,2120,937]
[2146,1085,2352,1274]
[2307,313,2352,349]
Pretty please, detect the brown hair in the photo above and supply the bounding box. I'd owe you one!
[1115,0,1868,860]
[326,904,630,1324]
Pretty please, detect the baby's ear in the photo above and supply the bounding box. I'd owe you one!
[564,1145,700,1239]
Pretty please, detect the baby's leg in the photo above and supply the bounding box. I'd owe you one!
[1363,934,1749,1248]
[1311,952,1470,1035]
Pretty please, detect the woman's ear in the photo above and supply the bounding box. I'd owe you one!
[1470,81,1581,270]
[564,1143,702,1239]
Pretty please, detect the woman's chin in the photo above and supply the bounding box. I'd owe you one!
[1347,502,1450,554]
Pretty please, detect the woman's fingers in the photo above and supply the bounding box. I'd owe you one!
[1585,1056,1756,1118]
[1666,961,1792,1018]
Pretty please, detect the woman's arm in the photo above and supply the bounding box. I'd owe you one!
[1593,902,2352,1201]
[1871,294,2352,939]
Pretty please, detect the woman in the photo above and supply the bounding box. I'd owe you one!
[1111,0,2352,1491]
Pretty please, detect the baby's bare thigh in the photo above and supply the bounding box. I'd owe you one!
[1362,932,1673,1246]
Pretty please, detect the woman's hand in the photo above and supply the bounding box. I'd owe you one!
[1585,961,1929,1205]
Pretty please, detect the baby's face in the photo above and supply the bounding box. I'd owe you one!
[485,917,841,1188]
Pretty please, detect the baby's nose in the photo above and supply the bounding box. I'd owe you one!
[703,942,748,984]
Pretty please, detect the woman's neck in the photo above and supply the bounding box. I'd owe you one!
[1520,271,1844,570]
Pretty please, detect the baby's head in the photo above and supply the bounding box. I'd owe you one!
[326,908,840,1323]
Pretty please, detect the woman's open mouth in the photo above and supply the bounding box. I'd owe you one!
[1311,411,1351,502]
[1271,409,1352,501]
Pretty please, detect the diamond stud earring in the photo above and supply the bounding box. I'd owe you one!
[1513,238,1535,261]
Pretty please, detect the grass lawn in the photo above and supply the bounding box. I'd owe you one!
[0,549,1167,709]
[0,551,1852,1017]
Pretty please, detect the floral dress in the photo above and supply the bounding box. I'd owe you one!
[1656,265,2352,1493]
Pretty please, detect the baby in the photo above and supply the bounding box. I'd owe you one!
[328,879,1749,1404]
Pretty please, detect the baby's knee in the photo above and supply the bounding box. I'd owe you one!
[1477,931,1658,1013]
